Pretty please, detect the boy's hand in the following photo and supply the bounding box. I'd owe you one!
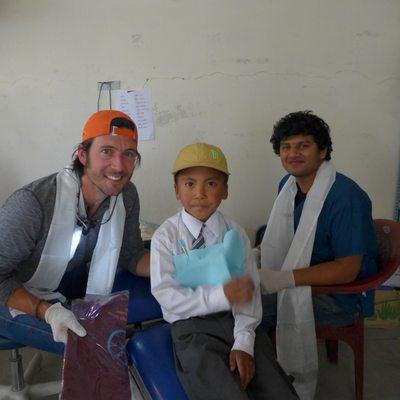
[223,277,254,305]
[229,350,255,390]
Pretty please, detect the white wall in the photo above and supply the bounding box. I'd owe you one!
[1,0,399,240]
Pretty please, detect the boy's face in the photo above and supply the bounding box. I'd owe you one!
[175,166,228,222]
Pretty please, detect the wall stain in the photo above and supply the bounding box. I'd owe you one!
[355,31,380,38]
[131,34,143,47]
[155,105,188,126]
[236,57,269,64]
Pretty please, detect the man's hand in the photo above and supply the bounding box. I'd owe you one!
[229,350,255,390]
[45,302,87,344]
[258,269,295,294]
[223,277,255,305]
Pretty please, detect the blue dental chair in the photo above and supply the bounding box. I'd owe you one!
[127,323,188,400]
[113,268,163,329]
[112,268,188,400]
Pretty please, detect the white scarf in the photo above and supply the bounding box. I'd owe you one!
[11,167,126,316]
[261,161,336,400]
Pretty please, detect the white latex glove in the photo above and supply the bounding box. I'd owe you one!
[258,269,295,294]
[252,247,261,268]
[45,302,87,344]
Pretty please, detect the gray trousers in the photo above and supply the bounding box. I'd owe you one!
[171,312,299,400]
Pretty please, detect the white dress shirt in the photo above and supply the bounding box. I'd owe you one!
[150,209,262,356]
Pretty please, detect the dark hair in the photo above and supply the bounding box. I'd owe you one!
[270,110,333,160]
[174,169,229,185]
[71,138,142,174]
[72,139,94,174]
[109,117,137,132]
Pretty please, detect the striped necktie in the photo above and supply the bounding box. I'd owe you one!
[192,224,206,249]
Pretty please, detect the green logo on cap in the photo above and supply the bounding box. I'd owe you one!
[210,149,219,159]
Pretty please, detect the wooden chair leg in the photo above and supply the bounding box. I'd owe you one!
[325,340,338,364]
[354,335,364,400]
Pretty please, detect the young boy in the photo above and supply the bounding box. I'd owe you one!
[151,143,298,400]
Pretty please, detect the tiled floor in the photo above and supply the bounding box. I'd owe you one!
[0,327,399,399]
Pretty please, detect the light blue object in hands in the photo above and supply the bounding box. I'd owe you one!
[173,229,245,289]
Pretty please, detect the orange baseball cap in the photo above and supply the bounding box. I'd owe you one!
[82,110,138,142]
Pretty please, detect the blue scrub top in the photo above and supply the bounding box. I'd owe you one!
[279,172,378,316]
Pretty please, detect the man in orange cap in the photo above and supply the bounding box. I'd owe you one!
[0,110,149,354]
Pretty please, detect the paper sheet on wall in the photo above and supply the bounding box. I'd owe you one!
[114,89,155,141]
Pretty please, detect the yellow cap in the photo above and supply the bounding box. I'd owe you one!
[172,143,230,175]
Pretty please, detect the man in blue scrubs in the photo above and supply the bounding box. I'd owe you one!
[259,111,378,328]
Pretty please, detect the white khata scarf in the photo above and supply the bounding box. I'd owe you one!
[261,161,336,400]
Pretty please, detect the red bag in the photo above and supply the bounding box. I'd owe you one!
[61,291,131,400]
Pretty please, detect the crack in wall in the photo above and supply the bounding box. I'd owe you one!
[142,69,397,87]
[143,70,332,87]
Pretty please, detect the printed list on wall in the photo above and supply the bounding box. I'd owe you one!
[114,89,155,141]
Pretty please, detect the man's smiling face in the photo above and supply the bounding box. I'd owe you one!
[79,134,138,202]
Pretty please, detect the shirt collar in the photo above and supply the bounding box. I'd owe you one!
[181,209,220,239]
